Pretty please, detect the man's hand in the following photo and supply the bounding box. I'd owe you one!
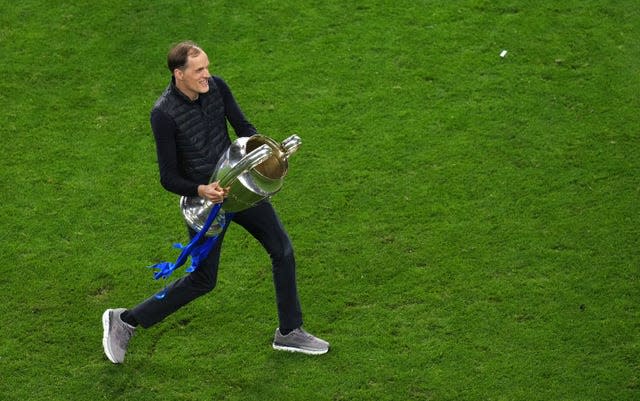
[197,181,230,204]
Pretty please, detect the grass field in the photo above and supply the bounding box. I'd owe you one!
[1,1,638,400]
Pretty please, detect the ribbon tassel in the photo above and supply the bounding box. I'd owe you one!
[148,203,232,299]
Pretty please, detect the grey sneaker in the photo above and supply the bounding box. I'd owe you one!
[272,328,330,355]
[102,308,135,364]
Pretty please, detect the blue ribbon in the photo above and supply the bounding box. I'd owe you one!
[148,203,232,299]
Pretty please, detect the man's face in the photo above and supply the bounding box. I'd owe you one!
[175,51,210,100]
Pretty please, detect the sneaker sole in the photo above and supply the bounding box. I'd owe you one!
[101,310,119,364]
[272,343,329,355]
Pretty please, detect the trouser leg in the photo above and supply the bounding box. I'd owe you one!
[128,201,303,330]
[129,224,229,328]
[233,201,303,331]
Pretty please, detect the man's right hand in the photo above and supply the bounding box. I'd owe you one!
[197,181,230,204]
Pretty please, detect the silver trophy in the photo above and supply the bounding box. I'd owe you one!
[180,134,302,236]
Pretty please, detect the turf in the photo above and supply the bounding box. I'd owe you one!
[1,1,638,400]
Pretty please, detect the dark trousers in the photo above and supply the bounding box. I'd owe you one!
[129,200,303,330]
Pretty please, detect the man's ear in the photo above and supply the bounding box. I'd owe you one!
[174,69,183,81]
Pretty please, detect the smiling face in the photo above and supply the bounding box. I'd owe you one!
[174,50,211,100]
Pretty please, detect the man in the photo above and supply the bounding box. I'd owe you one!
[102,41,329,364]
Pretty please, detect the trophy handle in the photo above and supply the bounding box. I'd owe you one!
[280,135,302,160]
[218,144,273,187]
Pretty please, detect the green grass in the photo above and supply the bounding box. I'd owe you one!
[1,1,638,400]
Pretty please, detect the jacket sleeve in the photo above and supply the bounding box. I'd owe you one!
[150,108,200,197]
[215,76,258,138]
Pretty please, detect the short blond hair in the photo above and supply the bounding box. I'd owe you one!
[167,41,202,74]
